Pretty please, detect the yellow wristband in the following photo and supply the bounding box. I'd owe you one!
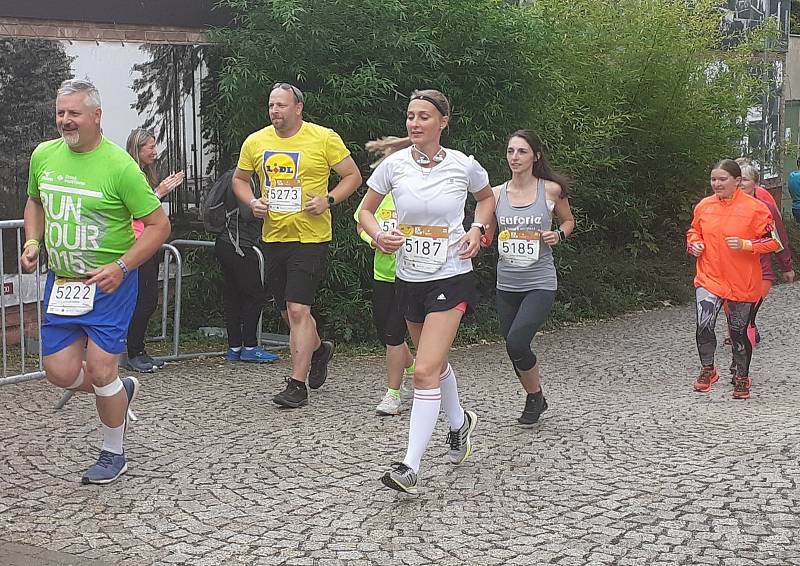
[23,239,40,250]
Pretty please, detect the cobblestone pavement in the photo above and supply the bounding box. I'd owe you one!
[1,284,799,566]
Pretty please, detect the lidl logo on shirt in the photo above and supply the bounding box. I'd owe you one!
[262,150,300,183]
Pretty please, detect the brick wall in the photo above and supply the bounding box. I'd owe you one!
[0,17,209,45]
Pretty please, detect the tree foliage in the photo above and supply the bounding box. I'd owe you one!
[195,0,772,342]
[0,39,72,219]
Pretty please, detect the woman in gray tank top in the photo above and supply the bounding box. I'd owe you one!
[484,130,575,425]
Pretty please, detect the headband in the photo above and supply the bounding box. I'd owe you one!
[410,94,448,117]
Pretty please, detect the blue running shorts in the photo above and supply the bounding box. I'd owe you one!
[41,269,139,356]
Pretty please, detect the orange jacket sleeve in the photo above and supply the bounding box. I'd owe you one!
[686,202,704,247]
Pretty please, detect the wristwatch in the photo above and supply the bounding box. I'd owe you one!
[470,222,486,235]
[327,194,336,207]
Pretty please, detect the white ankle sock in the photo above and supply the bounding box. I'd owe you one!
[100,422,125,455]
[440,364,465,430]
[402,388,441,473]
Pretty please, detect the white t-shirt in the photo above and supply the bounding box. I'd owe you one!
[366,147,490,282]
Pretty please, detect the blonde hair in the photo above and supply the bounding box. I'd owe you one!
[366,89,450,168]
[126,128,158,189]
[735,158,760,184]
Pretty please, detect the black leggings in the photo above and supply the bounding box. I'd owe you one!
[695,287,755,377]
[496,288,556,373]
[372,280,407,347]
[126,254,159,358]
[214,239,266,348]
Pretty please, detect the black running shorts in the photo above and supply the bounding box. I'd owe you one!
[395,272,477,324]
[262,241,329,309]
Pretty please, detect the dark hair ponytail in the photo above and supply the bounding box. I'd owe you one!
[712,159,741,179]
[508,129,570,198]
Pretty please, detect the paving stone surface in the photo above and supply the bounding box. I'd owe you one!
[1,284,799,565]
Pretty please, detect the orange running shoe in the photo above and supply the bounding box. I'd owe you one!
[694,367,719,392]
[733,376,752,400]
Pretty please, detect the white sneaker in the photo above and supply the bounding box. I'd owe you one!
[400,374,414,402]
[376,392,402,416]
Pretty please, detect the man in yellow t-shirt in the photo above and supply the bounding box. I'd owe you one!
[233,83,361,408]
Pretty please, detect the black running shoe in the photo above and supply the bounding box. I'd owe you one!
[518,390,548,425]
[308,340,334,390]
[273,378,308,408]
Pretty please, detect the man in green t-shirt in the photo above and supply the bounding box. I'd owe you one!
[20,79,171,485]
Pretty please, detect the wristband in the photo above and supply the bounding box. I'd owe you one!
[23,239,40,250]
[115,258,129,278]
[373,230,387,252]
[249,197,258,209]
[741,239,753,252]
[358,230,375,247]
[470,222,486,235]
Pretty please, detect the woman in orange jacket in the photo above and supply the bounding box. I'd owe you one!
[687,159,781,399]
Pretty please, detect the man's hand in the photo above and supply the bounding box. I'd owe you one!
[86,263,124,294]
[304,195,329,216]
[782,270,795,283]
[20,244,39,273]
[250,197,269,219]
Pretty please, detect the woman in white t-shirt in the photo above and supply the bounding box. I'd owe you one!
[359,89,495,493]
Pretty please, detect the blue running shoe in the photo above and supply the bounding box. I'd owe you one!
[142,353,165,369]
[126,355,154,373]
[81,450,128,485]
[226,348,241,361]
[240,347,279,363]
[121,376,139,409]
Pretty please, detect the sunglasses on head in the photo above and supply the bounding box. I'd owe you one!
[272,83,304,103]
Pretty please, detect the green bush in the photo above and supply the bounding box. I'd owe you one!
[193,0,774,344]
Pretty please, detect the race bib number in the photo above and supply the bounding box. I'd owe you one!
[377,208,397,232]
[400,224,449,273]
[268,179,302,213]
[47,279,96,316]
[498,229,540,266]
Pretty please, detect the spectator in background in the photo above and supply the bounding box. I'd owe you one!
[788,158,800,224]
[213,169,279,363]
[125,128,184,372]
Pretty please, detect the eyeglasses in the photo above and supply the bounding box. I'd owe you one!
[272,83,304,103]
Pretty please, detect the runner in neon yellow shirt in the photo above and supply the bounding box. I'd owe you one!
[355,193,415,415]
[21,79,171,485]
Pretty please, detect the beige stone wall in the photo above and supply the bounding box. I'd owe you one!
[785,35,800,102]
[0,16,208,45]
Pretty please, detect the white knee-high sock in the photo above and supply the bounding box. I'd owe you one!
[402,388,441,473]
[100,423,125,455]
[440,364,465,431]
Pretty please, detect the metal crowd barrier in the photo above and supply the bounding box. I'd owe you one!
[1,227,286,407]
[0,219,45,386]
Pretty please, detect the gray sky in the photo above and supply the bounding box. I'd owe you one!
[64,41,149,148]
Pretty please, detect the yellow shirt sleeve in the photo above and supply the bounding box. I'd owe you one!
[237,135,256,172]
[324,129,351,167]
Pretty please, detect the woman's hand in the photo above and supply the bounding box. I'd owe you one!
[688,242,705,257]
[458,227,482,259]
[541,230,560,246]
[375,229,404,253]
[156,171,185,198]
[725,237,751,251]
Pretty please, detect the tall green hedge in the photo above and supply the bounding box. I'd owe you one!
[191,0,773,342]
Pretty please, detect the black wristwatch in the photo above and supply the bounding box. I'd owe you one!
[327,194,336,207]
